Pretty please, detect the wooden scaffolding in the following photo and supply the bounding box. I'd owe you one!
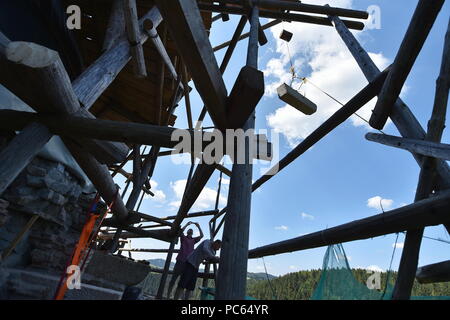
[0,0,449,300]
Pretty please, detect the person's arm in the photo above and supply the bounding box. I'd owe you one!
[180,221,192,236]
[194,222,204,242]
[202,241,219,263]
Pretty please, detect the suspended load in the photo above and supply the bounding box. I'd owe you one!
[279,29,293,42]
[277,83,317,115]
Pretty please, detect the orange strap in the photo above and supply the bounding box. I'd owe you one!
[54,214,99,300]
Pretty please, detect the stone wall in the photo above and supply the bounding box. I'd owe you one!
[0,155,99,299]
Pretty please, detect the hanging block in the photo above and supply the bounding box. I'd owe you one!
[277,83,317,115]
[279,30,293,42]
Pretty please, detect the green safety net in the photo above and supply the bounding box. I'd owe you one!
[311,243,392,300]
[311,244,449,300]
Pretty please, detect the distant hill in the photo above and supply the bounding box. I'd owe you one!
[147,259,276,280]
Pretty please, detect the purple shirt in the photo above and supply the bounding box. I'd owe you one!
[176,234,201,262]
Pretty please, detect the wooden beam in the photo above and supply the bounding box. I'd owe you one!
[143,20,178,83]
[366,133,450,161]
[226,65,264,129]
[0,41,129,164]
[102,0,125,52]
[198,4,365,31]
[215,163,232,177]
[251,66,391,192]
[123,0,147,77]
[0,123,52,196]
[155,0,228,130]
[212,0,369,20]
[159,209,219,221]
[0,110,185,149]
[129,211,173,227]
[213,19,281,52]
[118,248,180,253]
[369,0,445,129]
[416,260,450,284]
[171,164,217,230]
[64,141,130,222]
[248,190,450,259]
[72,6,162,110]
[329,13,450,190]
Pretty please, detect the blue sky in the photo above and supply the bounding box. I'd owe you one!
[114,0,450,277]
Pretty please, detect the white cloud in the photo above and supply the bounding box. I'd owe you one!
[264,1,392,147]
[367,196,394,211]
[289,265,298,270]
[169,179,226,211]
[144,179,166,203]
[301,212,314,220]
[366,265,384,273]
[392,242,404,249]
[275,225,288,231]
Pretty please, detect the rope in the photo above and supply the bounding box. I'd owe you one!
[300,77,387,136]
[381,232,399,300]
[262,257,277,300]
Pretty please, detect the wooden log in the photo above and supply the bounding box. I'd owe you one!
[102,0,125,52]
[64,141,130,222]
[123,0,147,77]
[369,0,445,129]
[171,164,217,231]
[329,13,450,190]
[144,21,179,83]
[0,110,188,149]
[147,265,215,279]
[251,66,391,192]
[196,15,247,127]
[216,5,259,300]
[226,66,265,129]
[392,17,450,300]
[122,225,175,243]
[416,260,450,284]
[119,248,180,254]
[0,123,52,196]
[366,133,450,161]
[248,190,450,259]
[155,0,228,130]
[72,6,162,110]
[159,210,219,221]
[156,240,176,298]
[198,4,365,31]
[129,211,173,227]
[212,0,369,20]
[215,164,232,177]
[0,41,129,164]
[213,19,281,52]
[277,83,317,115]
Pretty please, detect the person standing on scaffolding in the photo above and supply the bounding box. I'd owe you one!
[173,238,221,300]
[167,221,204,299]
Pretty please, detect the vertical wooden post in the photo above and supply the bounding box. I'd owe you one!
[392,18,450,300]
[156,239,176,299]
[215,4,259,300]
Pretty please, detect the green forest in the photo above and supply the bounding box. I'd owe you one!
[246,269,450,300]
[138,264,449,300]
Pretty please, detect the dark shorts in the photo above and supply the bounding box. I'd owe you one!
[173,260,186,276]
[178,262,199,291]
